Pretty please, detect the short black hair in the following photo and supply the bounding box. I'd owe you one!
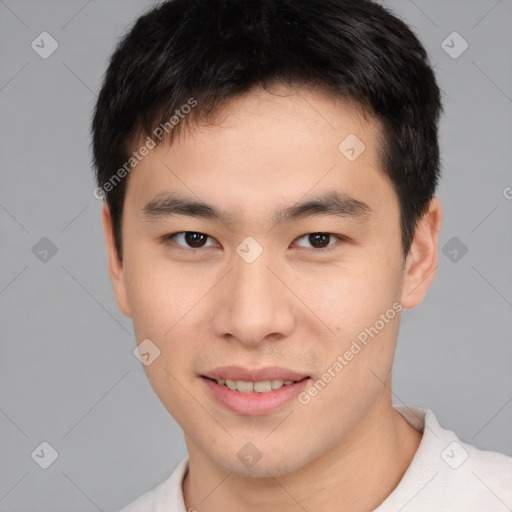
[91,0,442,261]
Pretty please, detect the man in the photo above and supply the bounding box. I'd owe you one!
[91,0,512,510]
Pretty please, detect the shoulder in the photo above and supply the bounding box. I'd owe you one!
[377,406,512,511]
[441,438,512,507]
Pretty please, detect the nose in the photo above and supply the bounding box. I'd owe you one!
[211,251,296,348]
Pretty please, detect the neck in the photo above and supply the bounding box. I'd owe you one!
[182,391,422,512]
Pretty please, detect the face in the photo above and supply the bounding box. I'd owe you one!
[103,84,438,477]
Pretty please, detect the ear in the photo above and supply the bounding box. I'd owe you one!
[401,197,443,309]
[101,202,132,318]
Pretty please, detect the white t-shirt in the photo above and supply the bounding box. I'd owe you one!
[117,405,512,511]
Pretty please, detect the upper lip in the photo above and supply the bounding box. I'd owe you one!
[202,366,310,382]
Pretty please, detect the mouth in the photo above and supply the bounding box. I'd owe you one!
[201,376,309,393]
[200,366,311,416]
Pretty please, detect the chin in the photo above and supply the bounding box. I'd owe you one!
[211,445,311,479]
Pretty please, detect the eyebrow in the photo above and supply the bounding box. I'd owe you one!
[142,190,372,225]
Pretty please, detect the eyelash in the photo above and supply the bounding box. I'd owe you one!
[163,231,345,252]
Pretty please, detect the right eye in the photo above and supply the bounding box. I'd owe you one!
[163,231,219,250]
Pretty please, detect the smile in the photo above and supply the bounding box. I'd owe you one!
[207,377,304,393]
[201,372,311,416]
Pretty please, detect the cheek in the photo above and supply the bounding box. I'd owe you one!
[123,250,202,338]
[296,253,402,339]
[298,249,403,402]
[123,249,210,398]
[123,253,205,427]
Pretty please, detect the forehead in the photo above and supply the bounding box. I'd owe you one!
[124,84,396,226]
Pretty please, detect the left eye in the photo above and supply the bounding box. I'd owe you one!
[294,233,341,250]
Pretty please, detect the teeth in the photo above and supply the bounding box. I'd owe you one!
[236,380,254,393]
[216,378,298,392]
[253,381,272,392]
[226,379,237,390]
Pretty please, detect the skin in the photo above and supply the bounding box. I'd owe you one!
[102,83,442,511]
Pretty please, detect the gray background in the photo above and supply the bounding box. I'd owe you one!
[1,0,511,511]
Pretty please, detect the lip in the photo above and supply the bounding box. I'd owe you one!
[201,374,311,416]
[201,366,311,416]
[202,366,309,382]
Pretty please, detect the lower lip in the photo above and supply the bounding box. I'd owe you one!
[201,377,310,416]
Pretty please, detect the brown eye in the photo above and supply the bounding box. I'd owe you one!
[184,232,207,248]
[309,233,330,248]
[165,232,217,249]
[295,232,341,250]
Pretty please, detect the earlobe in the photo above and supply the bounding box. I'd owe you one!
[401,197,443,309]
[101,202,132,318]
